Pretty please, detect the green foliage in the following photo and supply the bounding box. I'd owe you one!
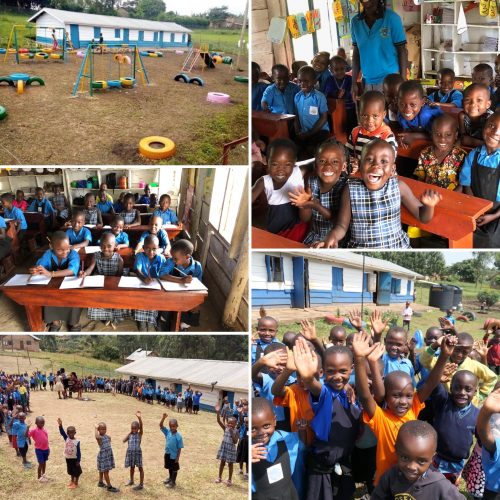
[363,252,446,277]
[206,6,231,22]
[382,311,399,327]
[159,12,209,28]
[92,343,120,361]
[447,259,478,283]
[477,290,499,308]
[135,0,165,19]
[39,336,57,352]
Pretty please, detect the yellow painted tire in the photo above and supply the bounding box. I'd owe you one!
[16,79,24,94]
[120,77,135,87]
[8,48,16,54]
[139,136,176,160]
[35,52,49,60]
[148,53,159,57]
[91,80,108,89]
[50,53,63,59]
[19,53,30,60]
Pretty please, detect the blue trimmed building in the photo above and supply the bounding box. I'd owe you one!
[252,251,422,308]
[28,8,191,49]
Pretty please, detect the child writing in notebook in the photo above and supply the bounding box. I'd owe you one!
[134,215,171,256]
[83,193,103,227]
[120,193,141,229]
[66,210,92,250]
[252,139,308,242]
[81,232,127,329]
[317,139,442,248]
[153,194,179,226]
[29,231,82,332]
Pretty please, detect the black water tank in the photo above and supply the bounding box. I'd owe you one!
[451,285,463,308]
[429,284,454,311]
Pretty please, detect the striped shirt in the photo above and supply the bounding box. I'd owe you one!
[346,123,398,160]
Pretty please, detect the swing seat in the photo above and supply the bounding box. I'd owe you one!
[107,80,122,88]
[35,52,49,60]
[120,77,135,87]
[50,53,63,60]
[91,80,108,90]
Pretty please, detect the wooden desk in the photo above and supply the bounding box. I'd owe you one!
[252,111,295,142]
[327,98,348,144]
[1,276,207,332]
[401,176,493,248]
[252,226,306,249]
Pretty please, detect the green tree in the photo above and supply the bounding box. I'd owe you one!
[447,259,477,283]
[477,290,499,308]
[39,335,58,352]
[206,6,230,22]
[136,0,166,19]
[472,252,495,288]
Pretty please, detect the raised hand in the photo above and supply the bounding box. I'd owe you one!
[292,337,319,380]
[285,348,297,372]
[440,362,458,383]
[57,417,62,426]
[408,338,417,353]
[350,157,359,175]
[420,189,442,208]
[352,332,376,358]
[215,404,221,413]
[300,319,317,341]
[440,334,457,358]
[261,350,288,370]
[473,340,488,358]
[344,383,356,405]
[162,413,168,419]
[135,411,141,418]
[348,309,363,331]
[370,309,388,338]
[483,388,500,413]
[367,342,385,363]
[252,443,268,463]
[289,186,312,208]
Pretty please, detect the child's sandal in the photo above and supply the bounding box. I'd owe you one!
[225,480,232,486]
[214,478,222,484]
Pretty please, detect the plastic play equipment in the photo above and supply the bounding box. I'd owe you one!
[207,92,230,104]
[0,106,7,120]
[1,73,44,94]
[140,50,163,58]
[139,136,176,160]
[173,73,204,86]
[72,44,149,96]
[3,24,67,64]
[181,44,216,72]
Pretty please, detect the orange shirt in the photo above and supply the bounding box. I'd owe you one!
[274,384,315,445]
[363,393,425,485]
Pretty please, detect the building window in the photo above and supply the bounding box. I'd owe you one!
[93,27,100,38]
[265,255,284,282]
[153,32,158,42]
[26,341,31,345]
[7,340,12,346]
[391,278,401,294]
[138,31,144,41]
[332,267,343,290]
[115,28,120,38]
[208,168,246,244]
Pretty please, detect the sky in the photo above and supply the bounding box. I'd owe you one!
[442,251,473,266]
[165,1,246,16]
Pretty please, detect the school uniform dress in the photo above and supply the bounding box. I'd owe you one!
[236,422,248,464]
[97,434,115,472]
[463,109,494,139]
[347,176,410,248]
[36,249,82,325]
[66,227,92,246]
[87,251,130,321]
[51,194,69,219]
[120,210,138,224]
[459,145,500,247]
[125,433,142,468]
[216,427,238,463]
[152,208,178,225]
[263,165,306,241]
[262,82,300,114]
[83,208,101,225]
[428,89,463,108]
[397,105,443,133]
[303,175,347,245]
[59,426,82,478]
[346,123,398,160]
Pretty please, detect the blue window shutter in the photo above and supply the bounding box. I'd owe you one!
[94,27,100,38]
[115,28,120,38]
[396,280,401,294]
[280,257,284,282]
[265,255,272,282]
[332,267,343,290]
[407,281,412,295]
[363,273,368,292]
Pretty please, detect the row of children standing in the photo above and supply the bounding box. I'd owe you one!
[252,54,500,248]
[251,312,499,499]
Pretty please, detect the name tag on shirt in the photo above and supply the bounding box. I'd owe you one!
[309,106,318,116]
[267,463,284,484]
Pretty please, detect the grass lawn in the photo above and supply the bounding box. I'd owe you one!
[191,28,247,53]
[0,10,32,45]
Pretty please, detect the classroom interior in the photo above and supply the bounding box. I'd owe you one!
[0,167,249,333]
[251,0,499,250]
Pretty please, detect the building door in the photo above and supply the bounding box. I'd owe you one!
[145,378,156,389]
[170,33,175,43]
[291,256,306,308]
[69,24,80,48]
[123,28,129,43]
[376,272,392,305]
[175,383,182,393]
[19,340,24,349]
[159,32,164,47]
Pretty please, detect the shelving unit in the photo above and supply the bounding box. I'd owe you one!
[421,0,499,79]
[0,168,64,197]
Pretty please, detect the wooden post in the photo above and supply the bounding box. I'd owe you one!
[191,169,210,251]
[223,226,248,329]
[229,175,248,259]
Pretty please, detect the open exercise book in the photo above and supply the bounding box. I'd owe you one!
[84,246,101,254]
[160,278,207,292]
[4,274,51,286]
[59,276,105,289]
[83,225,111,229]
[118,276,162,290]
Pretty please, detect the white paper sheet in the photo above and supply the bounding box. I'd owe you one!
[84,246,101,254]
[163,224,179,229]
[59,275,105,289]
[160,278,207,292]
[118,276,162,290]
[4,274,51,286]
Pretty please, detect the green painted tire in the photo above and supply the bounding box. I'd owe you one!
[0,106,7,120]
[0,77,13,86]
[234,75,248,83]
[26,76,45,86]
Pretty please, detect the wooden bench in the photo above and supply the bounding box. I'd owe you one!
[252,110,295,142]
[327,97,348,144]
[400,176,493,248]
[252,226,306,249]
[78,247,135,269]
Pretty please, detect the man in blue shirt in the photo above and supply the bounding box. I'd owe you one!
[262,64,300,115]
[160,414,184,488]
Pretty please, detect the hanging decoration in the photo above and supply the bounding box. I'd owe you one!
[282,10,322,40]
[295,13,309,36]
[286,15,301,38]
[305,10,316,32]
[334,0,344,22]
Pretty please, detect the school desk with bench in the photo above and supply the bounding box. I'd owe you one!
[252,110,296,141]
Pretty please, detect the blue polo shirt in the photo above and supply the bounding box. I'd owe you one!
[36,249,80,276]
[428,89,463,108]
[152,208,178,225]
[397,105,442,133]
[0,216,6,230]
[161,428,184,458]
[382,352,416,386]
[252,82,269,111]
[3,206,27,230]
[96,200,114,214]
[99,230,129,246]
[138,195,150,205]
[262,82,300,115]
[294,89,330,133]
[138,229,170,250]
[316,68,331,94]
[483,437,500,493]
[459,145,500,201]
[351,9,406,84]
[193,393,202,404]
[13,420,28,447]
[28,198,55,216]
[134,252,166,278]
[251,338,283,364]
[66,227,92,245]
[161,257,202,280]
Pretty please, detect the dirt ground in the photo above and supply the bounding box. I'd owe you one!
[0,50,248,165]
[0,370,247,498]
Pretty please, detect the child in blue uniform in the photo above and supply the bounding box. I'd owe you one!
[383,327,416,384]
[459,83,494,148]
[28,187,55,229]
[99,215,129,249]
[428,68,463,108]
[66,210,92,250]
[159,413,183,488]
[0,214,12,262]
[472,63,497,111]
[137,185,151,205]
[262,64,300,115]
[153,194,179,225]
[1,193,27,239]
[96,188,115,215]
[135,215,171,256]
[311,52,331,94]
[252,62,269,111]
[28,231,82,332]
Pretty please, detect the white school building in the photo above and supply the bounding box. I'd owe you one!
[115,357,248,411]
[28,8,192,49]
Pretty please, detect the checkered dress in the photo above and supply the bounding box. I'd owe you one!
[133,308,158,325]
[303,175,347,245]
[51,194,69,219]
[120,211,137,224]
[216,428,237,463]
[124,433,143,468]
[97,434,115,472]
[84,208,99,225]
[347,177,410,248]
[88,252,131,321]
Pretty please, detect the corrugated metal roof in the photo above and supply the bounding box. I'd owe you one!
[126,349,153,361]
[28,8,192,33]
[116,357,248,392]
[278,250,423,279]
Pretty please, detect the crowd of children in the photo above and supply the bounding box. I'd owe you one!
[251,312,500,499]
[252,53,500,248]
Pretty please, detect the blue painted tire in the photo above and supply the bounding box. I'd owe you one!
[189,77,204,86]
[0,106,7,120]
[9,73,30,82]
[174,73,189,83]
[107,80,122,88]
[0,48,6,54]
[139,51,149,56]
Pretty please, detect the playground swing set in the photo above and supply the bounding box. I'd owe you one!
[72,43,150,96]
[2,25,69,64]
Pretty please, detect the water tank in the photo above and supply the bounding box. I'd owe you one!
[451,285,463,308]
[429,284,454,311]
